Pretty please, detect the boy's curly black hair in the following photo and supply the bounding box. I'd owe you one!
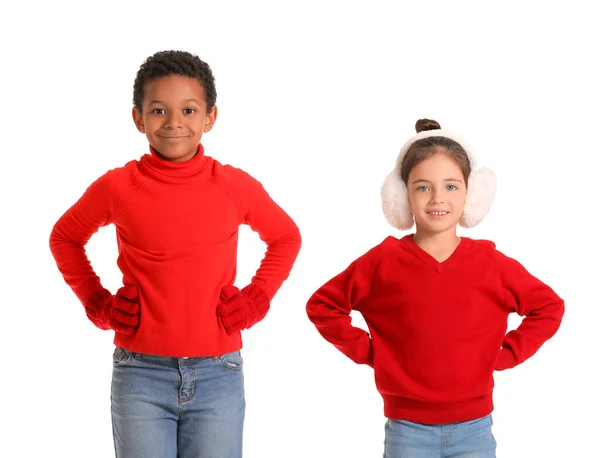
[133,50,217,112]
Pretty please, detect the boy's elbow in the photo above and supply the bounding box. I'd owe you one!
[49,223,62,254]
[272,225,302,253]
[555,299,566,329]
[291,227,302,252]
[49,220,82,256]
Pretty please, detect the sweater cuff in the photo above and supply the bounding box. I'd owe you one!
[495,348,515,371]
[75,279,106,307]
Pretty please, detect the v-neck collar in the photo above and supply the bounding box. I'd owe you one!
[401,234,469,274]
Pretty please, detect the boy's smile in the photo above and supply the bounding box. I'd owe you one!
[132,74,218,162]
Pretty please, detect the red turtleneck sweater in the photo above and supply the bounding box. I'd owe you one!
[307,235,564,424]
[50,145,301,356]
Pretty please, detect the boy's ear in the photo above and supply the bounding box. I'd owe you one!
[203,106,218,133]
[132,107,145,133]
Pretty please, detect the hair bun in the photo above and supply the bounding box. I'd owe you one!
[415,119,441,133]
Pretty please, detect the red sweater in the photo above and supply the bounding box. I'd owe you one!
[306,235,564,424]
[50,145,301,357]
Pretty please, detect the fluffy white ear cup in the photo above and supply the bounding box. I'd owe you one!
[381,169,414,230]
[459,167,497,228]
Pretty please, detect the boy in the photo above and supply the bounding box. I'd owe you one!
[50,50,301,458]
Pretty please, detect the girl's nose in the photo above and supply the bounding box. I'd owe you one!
[430,190,444,204]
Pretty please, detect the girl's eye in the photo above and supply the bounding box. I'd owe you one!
[152,108,165,115]
[446,184,458,191]
[183,108,196,115]
[416,185,429,192]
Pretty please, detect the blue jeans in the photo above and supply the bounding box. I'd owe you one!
[111,347,245,458]
[384,415,496,458]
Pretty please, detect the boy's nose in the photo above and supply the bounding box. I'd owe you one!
[164,114,182,129]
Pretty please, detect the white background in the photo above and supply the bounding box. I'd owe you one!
[2,1,598,457]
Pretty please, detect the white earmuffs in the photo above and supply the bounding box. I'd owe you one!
[381,129,497,230]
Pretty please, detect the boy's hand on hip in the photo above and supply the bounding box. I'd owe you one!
[217,284,270,335]
[85,286,141,335]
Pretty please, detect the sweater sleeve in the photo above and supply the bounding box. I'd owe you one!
[49,173,114,306]
[494,250,565,371]
[305,245,382,367]
[231,169,301,300]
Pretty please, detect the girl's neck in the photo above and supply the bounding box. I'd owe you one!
[412,229,461,263]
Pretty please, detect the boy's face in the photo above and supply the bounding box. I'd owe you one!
[132,74,217,162]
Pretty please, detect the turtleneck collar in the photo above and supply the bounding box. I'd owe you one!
[140,144,209,179]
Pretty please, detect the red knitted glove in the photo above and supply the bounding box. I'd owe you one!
[85,286,141,335]
[216,284,270,335]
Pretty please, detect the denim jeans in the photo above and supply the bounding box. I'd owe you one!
[111,347,245,458]
[384,415,496,458]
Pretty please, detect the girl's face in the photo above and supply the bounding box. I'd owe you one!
[407,152,467,237]
[132,74,217,162]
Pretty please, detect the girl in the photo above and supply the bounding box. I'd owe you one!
[306,119,564,457]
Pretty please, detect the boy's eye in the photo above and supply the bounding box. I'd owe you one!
[152,108,166,115]
[183,108,196,115]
